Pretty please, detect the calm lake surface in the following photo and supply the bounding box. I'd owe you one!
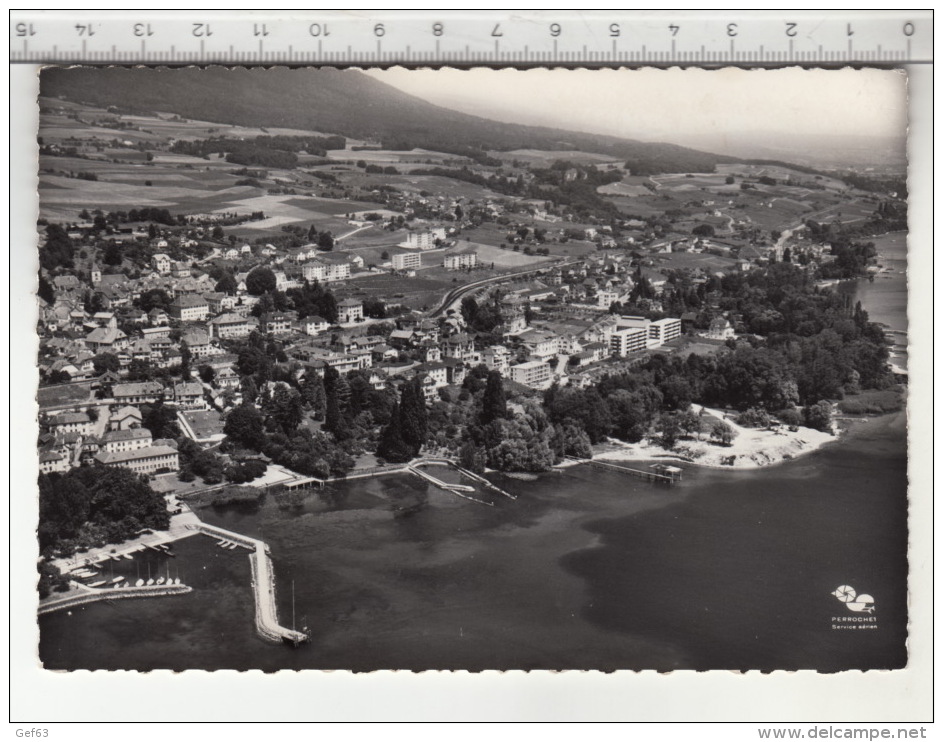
[40,238,909,672]
[40,412,907,672]
[840,231,908,369]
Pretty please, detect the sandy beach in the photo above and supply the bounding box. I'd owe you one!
[592,407,837,470]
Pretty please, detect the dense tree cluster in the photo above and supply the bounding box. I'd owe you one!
[38,465,170,557]
[40,224,75,271]
[171,134,346,169]
[245,266,277,296]
[285,280,339,323]
[376,378,427,462]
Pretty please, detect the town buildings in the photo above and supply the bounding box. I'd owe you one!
[169,295,209,322]
[392,252,422,271]
[94,444,180,475]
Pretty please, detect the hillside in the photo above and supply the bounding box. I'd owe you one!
[40,66,735,176]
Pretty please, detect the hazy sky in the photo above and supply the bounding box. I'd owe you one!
[365,67,907,145]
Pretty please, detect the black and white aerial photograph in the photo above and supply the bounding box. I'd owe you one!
[21,62,923,697]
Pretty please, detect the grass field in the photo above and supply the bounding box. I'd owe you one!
[180,409,225,440]
[450,240,553,269]
[344,272,455,309]
[37,383,93,409]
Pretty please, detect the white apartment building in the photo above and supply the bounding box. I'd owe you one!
[302,260,351,283]
[509,360,553,389]
[392,252,422,271]
[649,317,682,345]
[444,252,477,270]
[614,316,682,350]
[399,230,438,250]
[610,326,648,356]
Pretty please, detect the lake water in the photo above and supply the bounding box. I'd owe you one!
[40,411,907,672]
[840,231,908,370]
[39,235,909,672]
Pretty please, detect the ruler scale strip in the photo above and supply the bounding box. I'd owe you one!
[10,11,933,66]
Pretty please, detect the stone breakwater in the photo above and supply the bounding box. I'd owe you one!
[196,523,308,645]
[38,583,193,615]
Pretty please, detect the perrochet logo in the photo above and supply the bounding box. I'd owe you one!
[831,584,875,613]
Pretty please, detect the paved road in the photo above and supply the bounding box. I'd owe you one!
[429,258,581,317]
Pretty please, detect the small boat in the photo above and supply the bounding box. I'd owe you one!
[227,543,238,550]
[156,576,165,585]
[173,578,181,585]
[135,578,144,587]
[111,576,124,584]
[123,553,134,560]
[87,580,106,588]
[146,578,154,586]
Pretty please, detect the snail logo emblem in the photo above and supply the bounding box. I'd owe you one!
[831,585,875,614]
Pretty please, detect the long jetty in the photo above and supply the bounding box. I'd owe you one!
[415,458,517,500]
[566,456,681,484]
[407,465,494,506]
[39,583,193,615]
[196,523,308,645]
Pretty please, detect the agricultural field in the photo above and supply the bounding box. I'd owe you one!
[597,181,655,197]
[325,147,472,165]
[493,149,624,167]
[343,272,455,310]
[652,251,743,273]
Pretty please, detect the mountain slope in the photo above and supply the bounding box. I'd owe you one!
[40,66,735,176]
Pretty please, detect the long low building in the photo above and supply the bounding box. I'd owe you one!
[94,444,179,475]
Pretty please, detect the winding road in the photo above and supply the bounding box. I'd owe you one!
[429,258,582,317]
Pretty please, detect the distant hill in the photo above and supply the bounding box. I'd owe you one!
[40,66,737,176]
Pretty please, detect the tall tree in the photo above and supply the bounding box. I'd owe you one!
[480,370,507,425]
[179,340,192,380]
[265,386,304,435]
[322,366,348,439]
[301,373,326,419]
[376,401,413,463]
[399,377,427,455]
[37,272,55,304]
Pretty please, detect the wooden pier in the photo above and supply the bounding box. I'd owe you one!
[407,465,494,506]
[415,458,517,500]
[567,457,682,484]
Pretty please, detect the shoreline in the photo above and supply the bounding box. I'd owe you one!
[590,406,841,471]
